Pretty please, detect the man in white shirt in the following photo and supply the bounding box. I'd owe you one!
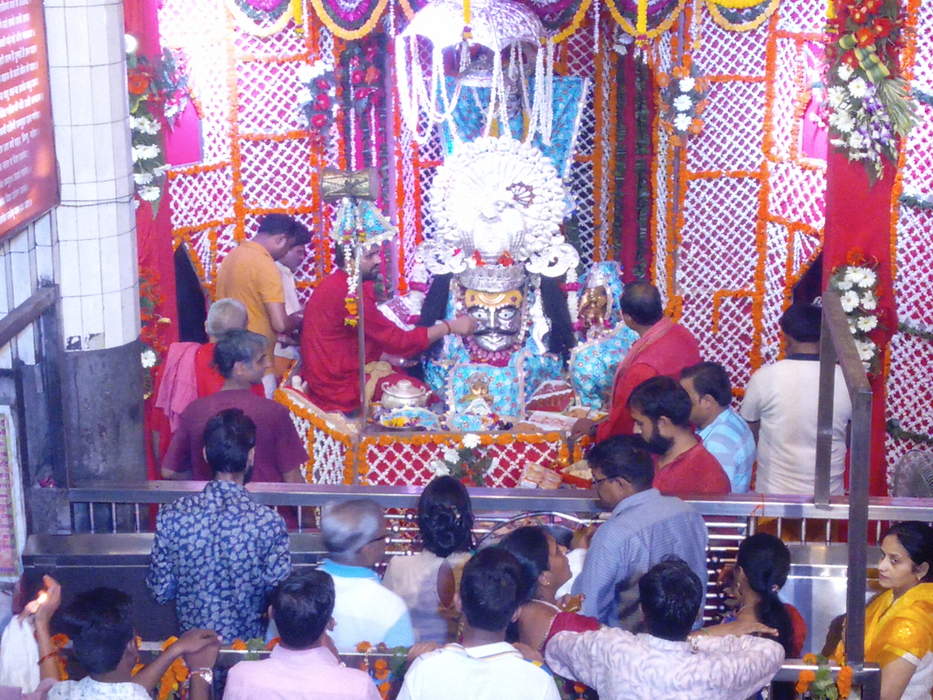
[398,547,560,700]
[739,303,852,495]
[546,558,784,700]
[319,499,415,651]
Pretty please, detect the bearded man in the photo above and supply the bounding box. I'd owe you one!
[300,244,476,415]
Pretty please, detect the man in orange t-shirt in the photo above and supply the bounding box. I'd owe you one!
[627,375,730,496]
[217,214,310,395]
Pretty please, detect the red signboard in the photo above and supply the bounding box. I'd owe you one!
[0,0,58,239]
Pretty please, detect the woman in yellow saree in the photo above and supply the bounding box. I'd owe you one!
[842,521,933,700]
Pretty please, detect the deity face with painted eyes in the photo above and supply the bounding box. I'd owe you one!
[464,288,524,352]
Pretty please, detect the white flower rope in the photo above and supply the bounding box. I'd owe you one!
[828,261,882,371]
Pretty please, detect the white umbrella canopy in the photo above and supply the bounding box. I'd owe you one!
[395,0,555,145]
[399,0,545,51]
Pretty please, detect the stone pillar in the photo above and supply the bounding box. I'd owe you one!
[43,0,145,486]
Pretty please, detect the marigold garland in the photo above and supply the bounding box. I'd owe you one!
[276,386,354,483]
[49,634,69,680]
[156,636,189,700]
[706,0,780,31]
[796,653,854,699]
[552,0,594,43]
[603,0,687,40]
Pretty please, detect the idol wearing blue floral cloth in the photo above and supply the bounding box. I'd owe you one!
[569,262,638,411]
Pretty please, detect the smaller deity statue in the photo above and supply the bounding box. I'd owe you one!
[577,284,612,341]
[569,262,639,411]
[459,372,494,415]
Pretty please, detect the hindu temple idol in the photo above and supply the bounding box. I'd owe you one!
[415,136,580,429]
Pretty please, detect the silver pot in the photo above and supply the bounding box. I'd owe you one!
[381,379,429,409]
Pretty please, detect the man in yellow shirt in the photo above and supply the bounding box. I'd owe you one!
[217,214,310,395]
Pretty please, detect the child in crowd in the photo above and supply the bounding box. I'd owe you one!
[398,547,560,700]
[2,579,218,700]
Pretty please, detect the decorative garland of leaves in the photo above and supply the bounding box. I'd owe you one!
[613,50,653,279]
[886,418,933,446]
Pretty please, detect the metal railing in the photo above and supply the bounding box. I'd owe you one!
[129,641,882,694]
[65,482,933,533]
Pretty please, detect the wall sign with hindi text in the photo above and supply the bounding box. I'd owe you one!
[0,0,58,239]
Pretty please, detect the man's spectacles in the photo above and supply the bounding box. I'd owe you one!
[592,476,613,488]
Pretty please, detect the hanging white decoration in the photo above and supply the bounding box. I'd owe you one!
[395,0,556,146]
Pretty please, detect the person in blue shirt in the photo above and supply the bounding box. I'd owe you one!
[318,499,415,651]
[147,408,291,642]
[680,361,756,493]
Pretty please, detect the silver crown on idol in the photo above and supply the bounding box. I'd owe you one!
[458,263,527,292]
[419,136,579,283]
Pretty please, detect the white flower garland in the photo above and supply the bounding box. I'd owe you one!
[829,263,882,370]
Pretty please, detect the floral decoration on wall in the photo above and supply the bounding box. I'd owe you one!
[127,48,189,214]
[828,252,882,372]
[298,61,337,147]
[826,0,916,180]
[429,433,494,486]
[656,57,709,147]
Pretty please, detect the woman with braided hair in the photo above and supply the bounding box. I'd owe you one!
[699,533,805,700]
[383,476,475,643]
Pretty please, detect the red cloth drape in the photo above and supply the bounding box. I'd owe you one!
[616,50,654,282]
[822,148,897,497]
[125,0,181,480]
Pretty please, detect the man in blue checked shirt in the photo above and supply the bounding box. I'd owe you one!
[572,436,708,630]
[680,361,756,493]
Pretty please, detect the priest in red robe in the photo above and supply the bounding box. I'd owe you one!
[300,244,476,415]
[573,282,701,441]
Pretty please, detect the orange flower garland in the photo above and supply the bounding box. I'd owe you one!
[156,636,189,700]
[49,633,70,680]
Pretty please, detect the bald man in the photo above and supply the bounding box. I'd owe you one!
[572,282,701,441]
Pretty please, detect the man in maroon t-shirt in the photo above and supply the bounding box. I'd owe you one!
[161,330,308,484]
[627,376,730,496]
